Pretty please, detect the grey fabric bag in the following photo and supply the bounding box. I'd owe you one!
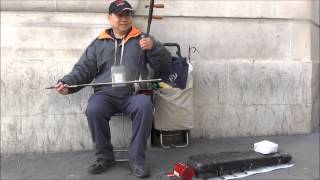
[154,64,193,130]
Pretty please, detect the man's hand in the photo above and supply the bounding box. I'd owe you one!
[55,82,69,95]
[139,37,154,50]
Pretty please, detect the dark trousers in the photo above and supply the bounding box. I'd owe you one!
[85,92,154,166]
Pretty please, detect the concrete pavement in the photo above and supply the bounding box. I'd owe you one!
[1,127,319,180]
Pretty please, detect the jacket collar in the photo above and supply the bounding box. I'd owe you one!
[98,26,142,43]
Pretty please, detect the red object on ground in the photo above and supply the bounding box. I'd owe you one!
[167,162,195,180]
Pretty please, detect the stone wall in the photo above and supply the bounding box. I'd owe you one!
[1,0,319,154]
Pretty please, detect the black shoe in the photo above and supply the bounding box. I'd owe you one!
[88,158,115,175]
[129,163,150,178]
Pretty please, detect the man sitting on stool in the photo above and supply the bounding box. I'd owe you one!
[55,0,171,178]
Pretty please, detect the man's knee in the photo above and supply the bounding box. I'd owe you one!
[85,103,110,118]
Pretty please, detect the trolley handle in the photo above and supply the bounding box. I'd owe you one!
[163,43,182,58]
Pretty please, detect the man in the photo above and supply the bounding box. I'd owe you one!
[55,0,171,178]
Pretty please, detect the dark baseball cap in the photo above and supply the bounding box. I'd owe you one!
[109,0,133,15]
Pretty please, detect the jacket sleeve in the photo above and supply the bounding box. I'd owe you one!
[60,40,98,94]
[146,37,172,72]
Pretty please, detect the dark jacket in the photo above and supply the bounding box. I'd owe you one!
[61,26,171,95]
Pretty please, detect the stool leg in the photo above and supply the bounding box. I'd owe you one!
[113,115,129,162]
[114,149,129,162]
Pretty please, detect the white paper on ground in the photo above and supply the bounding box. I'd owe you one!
[209,164,294,180]
[254,140,278,154]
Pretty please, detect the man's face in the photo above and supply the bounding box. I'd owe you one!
[108,11,133,34]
